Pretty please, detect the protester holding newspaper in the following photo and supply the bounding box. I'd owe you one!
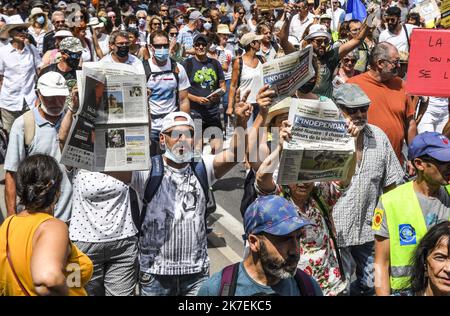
[254,110,361,295]
[279,3,371,98]
[331,83,406,296]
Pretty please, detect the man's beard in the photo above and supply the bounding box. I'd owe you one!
[259,240,299,280]
[380,65,397,81]
[353,119,368,132]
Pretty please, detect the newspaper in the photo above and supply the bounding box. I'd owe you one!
[261,45,315,104]
[61,62,150,172]
[277,97,355,184]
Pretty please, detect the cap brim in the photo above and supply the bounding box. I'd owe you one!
[161,121,195,133]
[305,31,331,41]
[261,216,312,236]
[428,149,450,162]
[39,88,69,97]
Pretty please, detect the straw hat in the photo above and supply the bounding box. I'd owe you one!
[217,24,231,35]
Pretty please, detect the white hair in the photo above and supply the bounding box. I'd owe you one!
[136,10,147,17]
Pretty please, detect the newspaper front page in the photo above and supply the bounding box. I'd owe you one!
[262,45,315,104]
[61,62,150,172]
[277,98,355,184]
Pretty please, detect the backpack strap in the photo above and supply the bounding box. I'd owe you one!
[170,58,180,110]
[23,110,36,152]
[143,58,152,81]
[191,158,210,205]
[403,24,411,53]
[219,262,240,296]
[139,155,164,231]
[294,269,316,296]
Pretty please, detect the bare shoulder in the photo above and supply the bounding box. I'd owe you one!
[34,217,69,243]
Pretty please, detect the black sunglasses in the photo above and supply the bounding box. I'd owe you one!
[340,105,369,114]
[162,129,194,139]
[153,44,170,49]
[62,50,82,59]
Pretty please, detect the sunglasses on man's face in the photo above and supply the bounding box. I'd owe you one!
[194,42,207,48]
[153,43,169,49]
[385,17,398,23]
[343,58,357,64]
[341,105,369,114]
[63,50,82,59]
[170,32,179,37]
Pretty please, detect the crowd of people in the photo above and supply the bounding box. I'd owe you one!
[0,0,449,297]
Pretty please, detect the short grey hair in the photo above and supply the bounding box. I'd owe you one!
[109,30,130,45]
[52,10,65,22]
[136,10,147,17]
[369,42,397,67]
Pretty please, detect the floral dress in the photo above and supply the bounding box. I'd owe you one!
[289,182,347,296]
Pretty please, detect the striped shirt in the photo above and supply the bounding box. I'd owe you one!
[332,124,405,247]
[131,155,216,275]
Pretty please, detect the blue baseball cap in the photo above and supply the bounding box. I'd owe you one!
[408,132,450,162]
[244,195,311,238]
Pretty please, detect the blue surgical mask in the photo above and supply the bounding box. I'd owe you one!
[203,22,212,31]
[177,17,184,25]
[36,16,45,25]
[154,47,169,62]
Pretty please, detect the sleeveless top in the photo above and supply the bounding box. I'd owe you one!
[239,60,263,104]
[0,213,93,296]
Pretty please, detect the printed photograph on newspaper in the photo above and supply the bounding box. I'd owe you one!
[277,97,355,184]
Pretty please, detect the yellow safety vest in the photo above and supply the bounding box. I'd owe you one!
[380,182,450,291]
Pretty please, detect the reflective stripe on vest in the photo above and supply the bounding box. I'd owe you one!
[381,182,450,290]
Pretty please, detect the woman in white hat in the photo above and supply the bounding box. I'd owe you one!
[27,7,49,56]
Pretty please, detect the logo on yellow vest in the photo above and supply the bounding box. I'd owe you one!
[372,208,383,230]
[399,224,416,246]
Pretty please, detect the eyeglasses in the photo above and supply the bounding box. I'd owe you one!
[238,12,245,15]
[385,17,398,23]
[160,9,169,12]
[381,59,400,67]
[170,32,179,36]
[152,22,161,26]
[54,20,65,25]
[340,105,369,114]
[312,38,330,46]
[62,50,82,59]
[162,129,194,139]
[115,42,130,47]
[153,44,169,49]
[343,58,357,64]
[163,21,170,25]
[194,42,207,48]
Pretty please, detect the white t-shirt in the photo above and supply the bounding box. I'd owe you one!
[217,46,234,81]
[379,24,417,53]
[69,169,138,242]
[289,13,314,41]
[131,155,217,275]
[97,33,110,58]
[146,58,191,131]
[100,53,144,71]
[326,8,345,32]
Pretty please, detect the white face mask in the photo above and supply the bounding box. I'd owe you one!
[128,23,136,28]
[163,143,193,164]
[354,119,368,132]
[40,101,65,116]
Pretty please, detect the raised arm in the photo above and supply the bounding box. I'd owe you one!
[213,89,252,179]
[226,58,241,116]
[247,85,277,172]
[279,4,297,56]
[256,120,291,194]
[338,19,369,60]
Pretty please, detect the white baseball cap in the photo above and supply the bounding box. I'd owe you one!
[161,112,195,133]
[37,72,69,97]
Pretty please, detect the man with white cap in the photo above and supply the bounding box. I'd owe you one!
[0,21,41,133]
[109,89,253,296]
[177,10,207,57]
[4,71,75,222]
[280,3,370,99]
